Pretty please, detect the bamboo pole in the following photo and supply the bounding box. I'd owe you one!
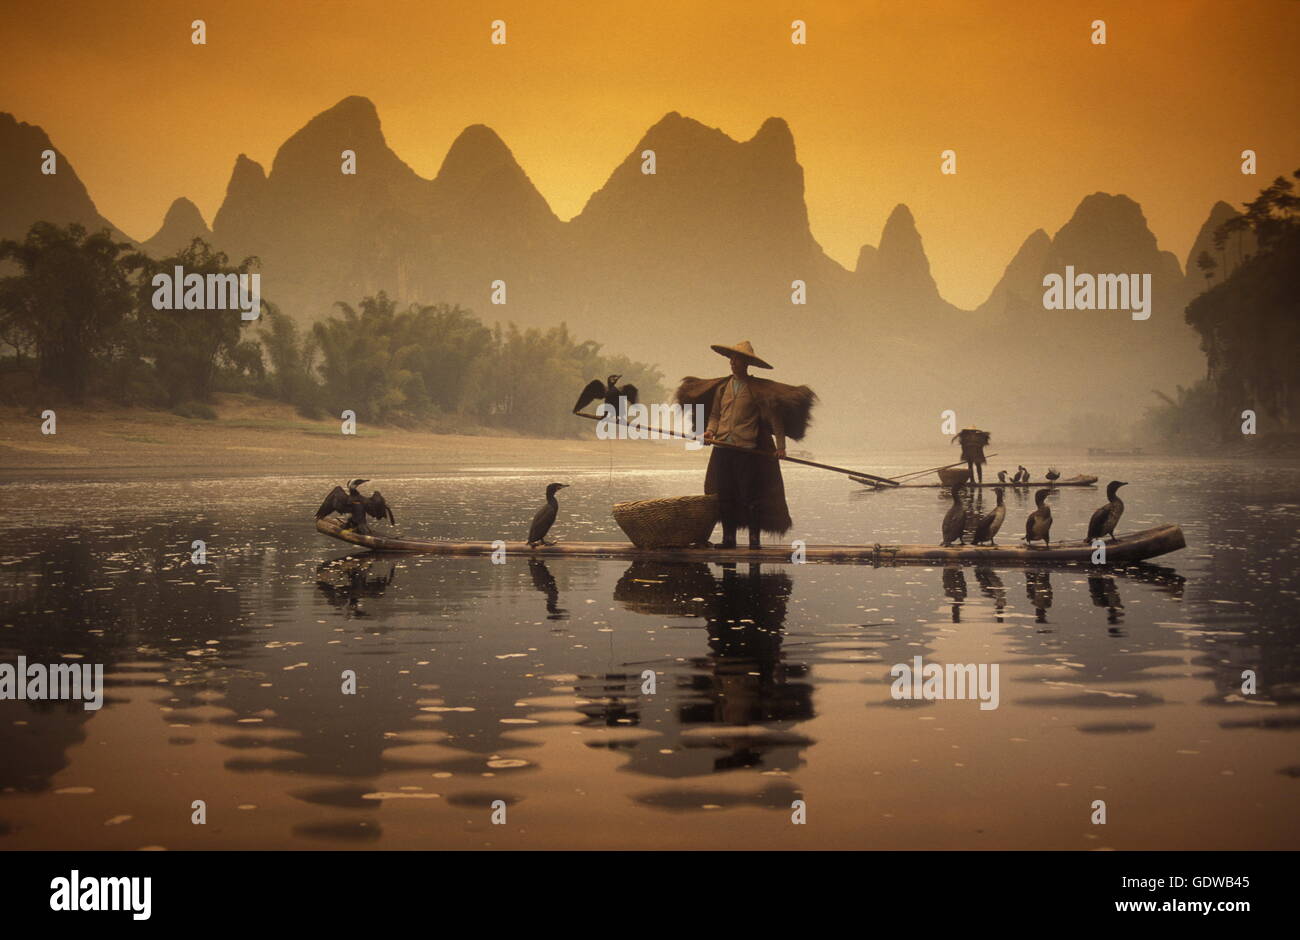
[887,454,1001,483]
[572,411,900,485]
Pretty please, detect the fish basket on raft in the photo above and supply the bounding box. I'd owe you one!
[612,495,720,548]
[937,467,972,487]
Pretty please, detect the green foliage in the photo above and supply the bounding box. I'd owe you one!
[310,295,666,435]
[1185,170,1300,433]
[259,303,319,410]
[0,222,135,401]
[0,222,665,437]
[1136,381,1227,445]
[124,238,260,405]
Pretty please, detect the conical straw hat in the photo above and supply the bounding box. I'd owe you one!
[709,339,773,369]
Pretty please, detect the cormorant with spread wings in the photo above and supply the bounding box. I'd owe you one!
[316,478,396,534]
[572,374,638,415]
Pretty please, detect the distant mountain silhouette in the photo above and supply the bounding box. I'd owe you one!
[964,193,1203,434]
[0,113,123,242]
[560,111,855,374]
[858,204,960,319]
[977,228,1052,321]
[141,197,211,258]
[1185,200,1255,296]
[0,100,1222,442]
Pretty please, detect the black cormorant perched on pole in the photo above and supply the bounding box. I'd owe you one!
[941,485,968,546]
[1086,480,1128,542]
[572,374,639,415]
[1023,489,1053,546]
[1014,465,1029,485]
[997,470,1008,484]
[973,487,1006,545]
[528,482,569,547]
[316,479,396,534]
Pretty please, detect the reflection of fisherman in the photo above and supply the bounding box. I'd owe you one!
[675,341,816,550]
[952,427,990,484]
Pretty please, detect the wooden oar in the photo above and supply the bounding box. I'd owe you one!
[573,411,900,486]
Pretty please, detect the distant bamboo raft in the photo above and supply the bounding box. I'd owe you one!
[316,518,1185,566]
[852,474,1100,489]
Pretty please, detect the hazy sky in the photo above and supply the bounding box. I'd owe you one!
[3,0,1297,308]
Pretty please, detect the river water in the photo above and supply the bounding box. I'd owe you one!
[1,453,1297,849]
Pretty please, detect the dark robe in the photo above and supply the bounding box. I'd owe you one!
[675,375,817,536]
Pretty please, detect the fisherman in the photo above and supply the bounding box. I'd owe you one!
[675,340,816,549]
[952,427,991,485]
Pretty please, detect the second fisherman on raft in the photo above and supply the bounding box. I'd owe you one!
[675,340,816,550]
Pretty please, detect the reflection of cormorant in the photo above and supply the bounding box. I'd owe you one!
[1025,569,1053,623]
[942,567,968,622]
[528,559,568,620]
[315,556,396,617]
[1087,480,1128,542]
[974,567,1007,620]
[527,482,569,546]
[1088,575,1125,627]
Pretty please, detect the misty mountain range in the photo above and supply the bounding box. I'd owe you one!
[0,97,1234,445]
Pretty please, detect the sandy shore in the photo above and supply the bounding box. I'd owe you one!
[0,394,692,480]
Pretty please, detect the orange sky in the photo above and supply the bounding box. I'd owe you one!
[3,0,1297,308]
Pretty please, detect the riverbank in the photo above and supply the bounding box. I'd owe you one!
[0,394,691,480]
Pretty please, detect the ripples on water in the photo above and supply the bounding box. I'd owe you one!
[0,457,1297,849]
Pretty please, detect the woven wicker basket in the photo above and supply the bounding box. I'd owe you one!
[937,467,972,487]
[612,494,719,548]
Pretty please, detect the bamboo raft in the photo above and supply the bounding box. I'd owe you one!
[853,474,1099,489]
[316,517,1185,566]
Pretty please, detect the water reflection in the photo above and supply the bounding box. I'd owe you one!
[527,559,568,620]
[1026,570,1054,624]
[315,556,397,619]
[974,566,1007,621]
[942,567,968,621]
[1088,575,1125,630]
[0,462,1296,847]
[584,561,813,793]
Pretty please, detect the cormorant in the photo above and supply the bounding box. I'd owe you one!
[1086,480,1128,543]
[941,485,967,546]
[1014,465,1029,485]
[997,470,1008,483]
[528,482,569,547]
[315,478,396,534]
[1045,467,1061,486]
[1023,488,1053,546]
[573,374,639,414]
[973,486,1006,545]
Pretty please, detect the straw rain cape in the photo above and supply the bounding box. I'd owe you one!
[675,375,817,535]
